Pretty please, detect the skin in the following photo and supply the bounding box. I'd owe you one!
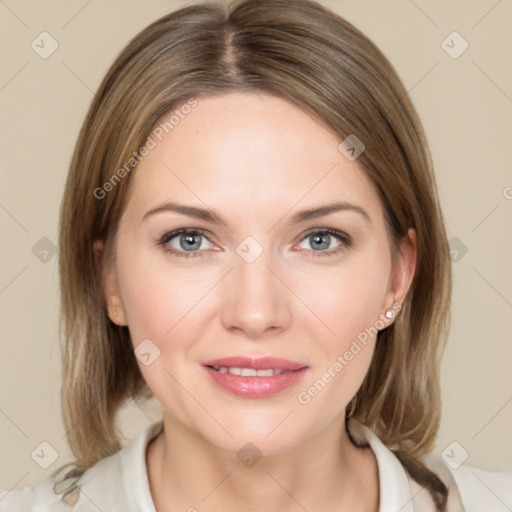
[95,91,417,512]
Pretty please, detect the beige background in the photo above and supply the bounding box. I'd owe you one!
[1,0,511,491]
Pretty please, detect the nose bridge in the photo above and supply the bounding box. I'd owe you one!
[220,235,291,337]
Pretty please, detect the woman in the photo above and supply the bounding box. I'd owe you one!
[1,0,510,510]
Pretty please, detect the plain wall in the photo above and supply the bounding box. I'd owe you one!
[1,0,511,490]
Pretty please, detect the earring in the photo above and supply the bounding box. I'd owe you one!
[112,302,117,318]
[385,309,395,319]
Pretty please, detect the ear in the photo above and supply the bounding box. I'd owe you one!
[381,227,417,324]
[93,238,128,326]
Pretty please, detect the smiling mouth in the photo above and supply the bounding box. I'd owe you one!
[202,357,309,398]
[206,366,293,377]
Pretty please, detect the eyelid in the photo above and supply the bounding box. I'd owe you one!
[298,226,351,242]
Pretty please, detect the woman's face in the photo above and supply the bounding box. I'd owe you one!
[103,91,415,454]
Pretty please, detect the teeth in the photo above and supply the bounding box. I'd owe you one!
[252,369,275,377]
[213,366,284,376]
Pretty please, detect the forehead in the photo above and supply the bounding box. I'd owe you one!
[125,92,384,226]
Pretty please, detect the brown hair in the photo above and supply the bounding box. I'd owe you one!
[57,0,452,508]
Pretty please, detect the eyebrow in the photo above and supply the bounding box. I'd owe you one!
[142,201,371,226]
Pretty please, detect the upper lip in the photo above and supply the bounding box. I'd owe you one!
[203,356,308,371]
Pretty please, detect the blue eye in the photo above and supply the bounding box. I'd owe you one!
[297,229,352,258]
[158,228,352,259]
[159,229,211,258]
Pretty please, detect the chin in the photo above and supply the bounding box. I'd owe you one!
[203,425,305,459]
[197,404,325,457]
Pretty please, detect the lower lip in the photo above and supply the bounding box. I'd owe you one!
[203,366,309,398]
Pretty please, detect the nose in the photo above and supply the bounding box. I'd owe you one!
[220,244,292,340]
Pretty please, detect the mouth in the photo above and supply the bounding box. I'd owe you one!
[207,366,291,376]
[202,357,309,399]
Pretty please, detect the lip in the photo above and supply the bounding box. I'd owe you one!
[202,356,309,399]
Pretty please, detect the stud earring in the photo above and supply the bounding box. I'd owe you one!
[385,309,395,319]
[112,302,117,318]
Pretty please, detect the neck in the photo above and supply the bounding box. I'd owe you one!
[146,414,379,512]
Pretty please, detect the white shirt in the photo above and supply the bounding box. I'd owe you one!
[1,420,510,511]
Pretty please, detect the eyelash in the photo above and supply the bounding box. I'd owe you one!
[157,228,353,259]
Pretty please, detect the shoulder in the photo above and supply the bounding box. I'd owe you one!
[423,453,512,512]
[0,454,125,512]
[448,461,512,512]
[0,465,81,512]
[0,420,162,512]
[354,420,511,512]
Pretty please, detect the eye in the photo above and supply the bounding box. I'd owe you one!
[158,227,353,259]
[296,229,352,257]
[158,228,214,258]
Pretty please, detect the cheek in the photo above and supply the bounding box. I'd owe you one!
[115,250,210,412]
[297,250,391,349]
[292,251,390,404]
[120,272,171,345]
[116,245,209,346]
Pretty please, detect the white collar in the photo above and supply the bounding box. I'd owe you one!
[95,419,423,512]
[357,423,418,511]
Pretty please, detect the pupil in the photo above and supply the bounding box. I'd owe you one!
[312,233,329,250]
[182,234,200,250]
